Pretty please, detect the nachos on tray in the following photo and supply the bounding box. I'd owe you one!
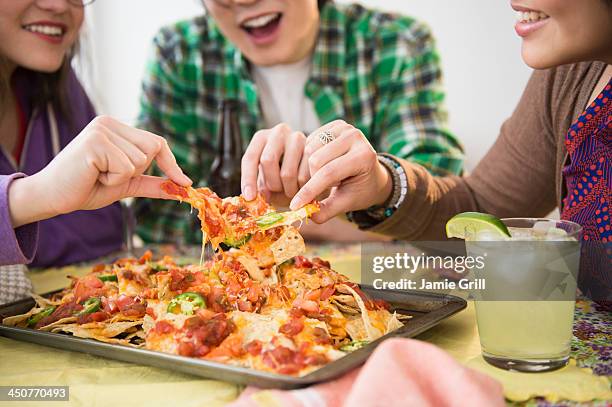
[3,183,408,376]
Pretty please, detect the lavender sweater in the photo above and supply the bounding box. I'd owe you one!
[0,68,123,267]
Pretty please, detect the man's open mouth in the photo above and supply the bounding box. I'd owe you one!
[240,12,282,39]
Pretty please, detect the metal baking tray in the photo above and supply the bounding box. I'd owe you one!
[0,287,466,389]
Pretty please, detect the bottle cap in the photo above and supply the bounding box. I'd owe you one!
[219,99,240,110]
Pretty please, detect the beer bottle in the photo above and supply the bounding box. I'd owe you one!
[207,100,243,198]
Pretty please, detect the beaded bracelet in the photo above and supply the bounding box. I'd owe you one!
[346,154,408,228]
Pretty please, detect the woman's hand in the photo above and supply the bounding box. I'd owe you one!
[288,120,393,223]
[241,123,306,204]
[8,116,192,228]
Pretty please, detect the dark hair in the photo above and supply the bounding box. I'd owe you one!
[0,53,73,120]
[0,58,13,116]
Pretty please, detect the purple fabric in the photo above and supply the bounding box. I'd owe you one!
[0,173,39,265]
[0,68,123,267]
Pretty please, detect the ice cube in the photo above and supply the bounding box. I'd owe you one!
[534,221,557,233]
[475,230,505,241]
[545,227,569,241]
[508,227,536,240]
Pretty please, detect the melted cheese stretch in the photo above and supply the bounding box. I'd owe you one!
[161,181,319,251]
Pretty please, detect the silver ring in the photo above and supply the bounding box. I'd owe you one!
[317,130,335,145]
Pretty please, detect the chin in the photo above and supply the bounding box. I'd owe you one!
[521,45,561,70]
[244,50,294,67]
[34,65,64,73]
[520,42,592,70]
[22,58,65,73]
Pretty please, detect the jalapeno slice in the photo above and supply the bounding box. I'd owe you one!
[167,292,206,315]
[98,274,118,282]
[256,212,283,228]
[340,340,369,352]
[26,306,56,327]
[77,297,102,315]
[223,234,252,248]
[148,263,168,273]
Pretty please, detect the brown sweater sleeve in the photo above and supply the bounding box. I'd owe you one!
[366,69,559,240]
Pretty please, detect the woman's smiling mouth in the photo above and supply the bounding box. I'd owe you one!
[513,6,550,38]
[240,12,283,45]
[22,21,66,44]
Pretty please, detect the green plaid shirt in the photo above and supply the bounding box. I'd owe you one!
[136,2,464,244]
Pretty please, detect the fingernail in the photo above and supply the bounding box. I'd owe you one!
[243,185,254,200]
[182,173,193,185]
[289,197,300,211]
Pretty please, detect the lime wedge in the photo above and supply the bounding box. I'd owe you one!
[446,212,511,240]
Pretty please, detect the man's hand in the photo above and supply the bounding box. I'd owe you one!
[241,123,306,201]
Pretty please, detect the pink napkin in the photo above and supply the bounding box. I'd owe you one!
[230,338,504,407]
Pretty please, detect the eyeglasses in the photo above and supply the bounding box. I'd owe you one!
[67,0,97,7]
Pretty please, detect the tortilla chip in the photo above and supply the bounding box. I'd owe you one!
[330,294,357,306]
[344,308,405,341]
[52,320,141,340]
[125,330,146,341]
[110,313,143,323]
[339,284,376,341]
[142,315,155,334]
[345,316,369,341]
[56,325,136,346]
[236,253,266,282]
[331,302,359,315]
[330,294,359,315]
[37,317,78,331]
[100,321,142,337]
[270,227,305,265]
[129,342,146,348]
[68,320,142,337]
[1,307,45,327]
[154,273,173,300]
[31,293,61,307]
[384,312,406,333]
[231,310,284,344]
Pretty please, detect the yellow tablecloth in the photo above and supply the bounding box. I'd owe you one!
[0,248,609,406]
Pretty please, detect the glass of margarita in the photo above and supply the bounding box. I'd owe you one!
[447,214,582,372]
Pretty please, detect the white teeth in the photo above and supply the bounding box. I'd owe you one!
[515,10,549,23]
[242,13,280,29]
[24,24,64,36]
